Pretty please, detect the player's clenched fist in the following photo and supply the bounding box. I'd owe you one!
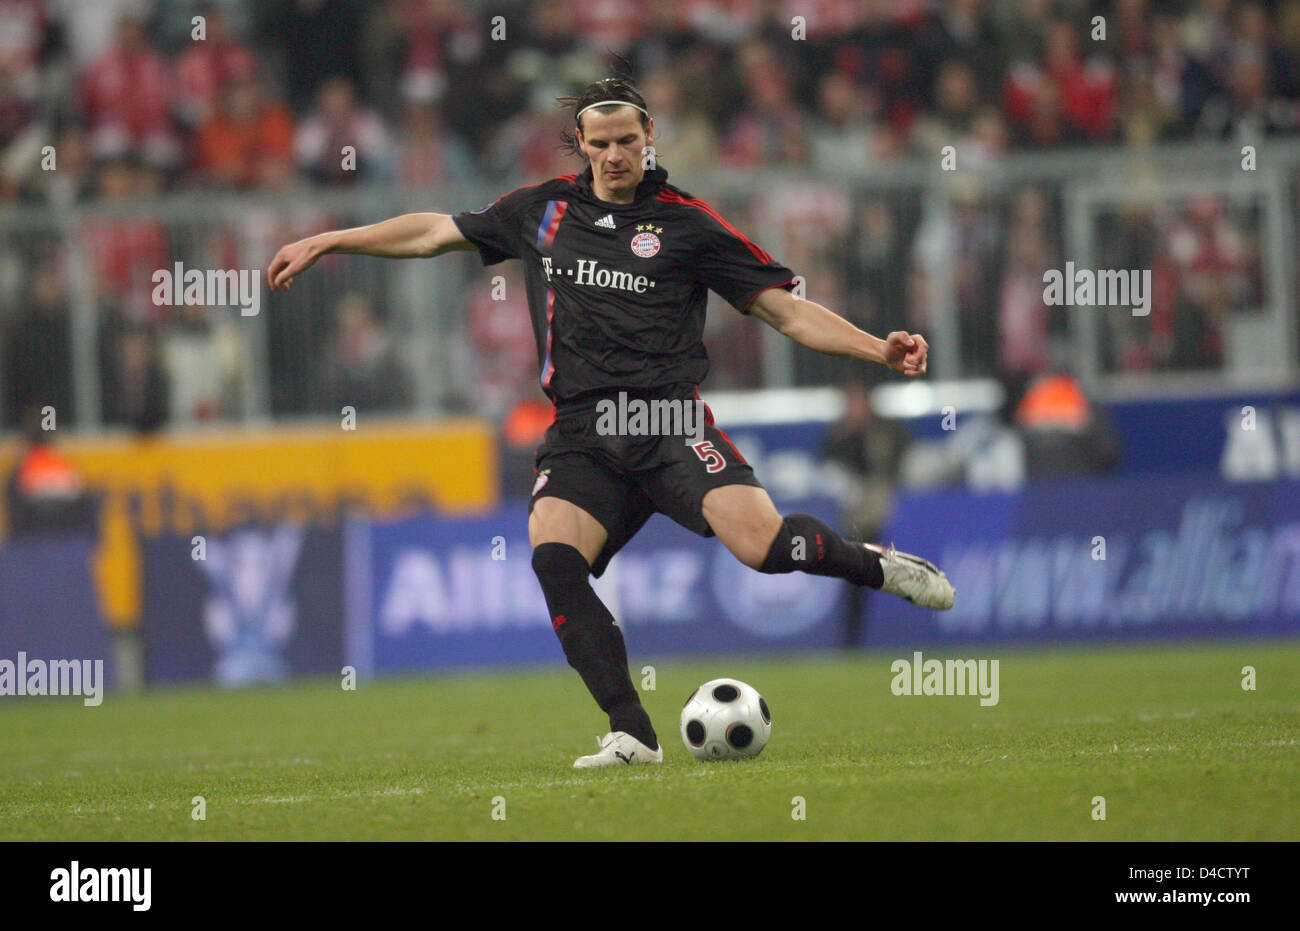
[267,235,327,291]
[883,330,929,377]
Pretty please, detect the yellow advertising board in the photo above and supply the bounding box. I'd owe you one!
[0,419,499,630]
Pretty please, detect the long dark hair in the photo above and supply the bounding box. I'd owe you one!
[557,61,651,157]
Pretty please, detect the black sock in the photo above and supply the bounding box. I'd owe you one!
[757,513,884,588]
[532,543,658,751]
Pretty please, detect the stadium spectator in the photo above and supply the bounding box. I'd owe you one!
[257,0,365,113]
[639,68,718,180]
[152,0,250,51]
[80,157,170,315]
[484,90,575,180]
[2,257,74,428]
[24,125,91,205]
[1015,371,1121,480]
[396,101,473,188]
[463,266,537,419]
[843,197,907,364]
[294,76,393,185]
[912,58,982,156]
[963,105,1010,166]
[1198,47,1298,138]
[809,70,880,176]
[193,73,295,189]
[374,0,475,113]
[996,186,1058,378]
[701,305,763,390]
[0,0,56,82]
[821,381,911,648]
[917,0,1002,97]
[52,0,154,70]
[776,0,870,39]
[1144,11,1209,135]
[161,303,247,425]
[3,403,95,537]
[572,0,647,54]
[499,391,557,500]
[676,0,764,43]
[1167,197,1257,363]
[101,321,169,433]
[1231,1,1297,98]
[314,292,411,413]
[78,14,178,168]
[722,41,808,169]
[1005,18,1117,146]
[910,176,1000,372]
[0,55,42,202]
[172,4,257,130]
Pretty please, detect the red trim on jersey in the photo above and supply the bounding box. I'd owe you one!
[692,385,748,465]
[492,173,581,204]
[657,190,774,264]
[741,277,797,315]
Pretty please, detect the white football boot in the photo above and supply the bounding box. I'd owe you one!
[573,732,664,769]
[864,543,956,610]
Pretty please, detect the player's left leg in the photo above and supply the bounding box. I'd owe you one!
[701,484,955,610]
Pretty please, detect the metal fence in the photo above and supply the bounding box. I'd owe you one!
[2,140,1299,434]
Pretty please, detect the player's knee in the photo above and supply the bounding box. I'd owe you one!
[531,542,591,588]
[731,521,785,571]
[746,519,787,573]
[736,543,769,570]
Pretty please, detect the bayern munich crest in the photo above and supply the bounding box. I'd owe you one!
[630,225,662,258]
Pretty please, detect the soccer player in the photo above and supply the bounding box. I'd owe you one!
[268,76,955,768]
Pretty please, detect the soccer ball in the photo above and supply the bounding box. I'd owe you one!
[679,678,772,760]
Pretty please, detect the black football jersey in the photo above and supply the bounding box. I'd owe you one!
[451,165,796,402]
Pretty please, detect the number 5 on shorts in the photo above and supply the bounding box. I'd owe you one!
[690,440,725,474]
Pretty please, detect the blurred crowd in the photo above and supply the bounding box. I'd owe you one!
[3,0,1300,202]
[0,0,1297,433]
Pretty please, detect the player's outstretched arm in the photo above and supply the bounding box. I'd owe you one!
[267,213,476,291]
[749,286,929,377]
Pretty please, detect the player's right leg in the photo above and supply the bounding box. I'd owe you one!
[633,409,955,611]
[529,489,661,767]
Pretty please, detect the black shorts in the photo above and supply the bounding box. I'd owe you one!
[528,385,763,576]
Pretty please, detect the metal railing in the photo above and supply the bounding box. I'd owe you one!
[2,139,1299,434]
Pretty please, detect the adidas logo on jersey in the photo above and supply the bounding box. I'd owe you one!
[594,214,616,229]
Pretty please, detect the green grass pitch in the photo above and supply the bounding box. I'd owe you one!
[1,640,1297,841]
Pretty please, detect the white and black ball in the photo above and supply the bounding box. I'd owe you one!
[679,678,772,760]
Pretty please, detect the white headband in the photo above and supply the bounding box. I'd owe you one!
[576,100,650,123]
